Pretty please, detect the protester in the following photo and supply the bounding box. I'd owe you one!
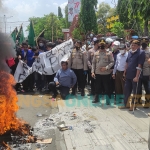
[121,40,145,110]
[68,40,88,96]
[38,37,47,52]
[49,61,77,99]
[91,39,114,104]
[87,39,99,96]
[112,43,128,103]
[32,47,45,93]
[46,42,56,84]
[21,42,34,92]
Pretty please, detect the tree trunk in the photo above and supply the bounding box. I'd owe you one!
[144,20,149,36]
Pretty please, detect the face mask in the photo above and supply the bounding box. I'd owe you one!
[142,43,147,49]
[119,50,125,54]
[39,43,44,47]
[100,45,105,50]
[131,49,137,53]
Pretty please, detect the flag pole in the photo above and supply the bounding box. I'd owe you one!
[36,29,45,49]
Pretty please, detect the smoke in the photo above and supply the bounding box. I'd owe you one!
[0,32,16,72]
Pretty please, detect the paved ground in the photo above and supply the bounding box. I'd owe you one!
[17,93,67,150]
[16,92,150,150]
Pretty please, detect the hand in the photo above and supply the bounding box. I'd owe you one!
[91,73,95,78]
[84,71,87,75]
[100,67,106,72]
[55,82,59,85]
[122,74,126,81]
[112,74,115,79]
[18,55,21,59]
[133,77,139,82]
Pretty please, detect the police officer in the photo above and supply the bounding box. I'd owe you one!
[88,39,99,95]
[140,38,150,104]
[68,40,88,96]
[122,40,145,110]
[91,39,114,104]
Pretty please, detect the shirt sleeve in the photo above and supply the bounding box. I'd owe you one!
[54,71,59,82]
[113,55,118,74]
[87,50,92,69]
[71,70,77,86]
[138,50,145,65]
[106,53,114,70]
[91,54,96,73]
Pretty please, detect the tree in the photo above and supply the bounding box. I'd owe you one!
[58,6,63,19]
[64,5,71,28]
[111,22,125,38]
[72,28,82,40]
[28,13,65,41]
[79,0,98,34]
[117,0,132,29]
[97,2,116,35]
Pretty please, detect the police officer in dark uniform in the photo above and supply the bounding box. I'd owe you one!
[121,40,145,110]
[91,39,114,104]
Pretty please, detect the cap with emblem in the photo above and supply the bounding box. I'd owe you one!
[141,37,149,44]
[99,39,106,45]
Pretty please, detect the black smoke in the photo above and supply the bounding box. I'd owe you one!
[0,32,16,72]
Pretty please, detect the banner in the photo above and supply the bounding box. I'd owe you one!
[14,39,73,83]
[68,0,81,22]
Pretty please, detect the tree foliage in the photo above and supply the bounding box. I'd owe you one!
[58,6,63,19]
[97,2,116,35]
[79,0,98,34]
[28,13,66,41]
[111,22,125,38]
[117,0,150,36]
[72,28,82,40]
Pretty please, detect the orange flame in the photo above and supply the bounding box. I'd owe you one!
[0,71,29,135]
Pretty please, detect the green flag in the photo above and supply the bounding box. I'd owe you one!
[11,27,17,43]
[16,25,25,45]
[28,21,36,47]
[19,26,25,44]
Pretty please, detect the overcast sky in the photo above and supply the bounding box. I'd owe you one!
[0,0,117,34]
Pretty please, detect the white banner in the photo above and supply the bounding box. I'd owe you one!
[14,39,73,83]
[68,0,81,22]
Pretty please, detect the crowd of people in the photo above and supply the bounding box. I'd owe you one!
[7,34,150,111]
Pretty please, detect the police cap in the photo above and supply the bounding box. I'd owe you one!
[141,37,149,44]
[99,39,106,45]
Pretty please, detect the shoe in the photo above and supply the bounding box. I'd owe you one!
[52,94,57,99]
[92,95,99,103]
[81,90,85,96]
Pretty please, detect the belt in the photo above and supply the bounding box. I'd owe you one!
[117,70,124,73]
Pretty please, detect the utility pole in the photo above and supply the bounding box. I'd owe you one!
[3,15,13,34]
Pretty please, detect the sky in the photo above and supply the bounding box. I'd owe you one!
[0,0,117,35]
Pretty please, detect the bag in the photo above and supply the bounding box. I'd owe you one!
[7,58,15,67]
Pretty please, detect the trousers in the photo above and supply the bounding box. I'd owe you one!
[95,74,111,103]
[124,78,142,106]
[72,69,84,92]
[49,82,70,99]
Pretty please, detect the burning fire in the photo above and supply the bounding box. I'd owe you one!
[0,71,29,135]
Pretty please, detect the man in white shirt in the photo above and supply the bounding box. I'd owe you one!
[112,43,128,103]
